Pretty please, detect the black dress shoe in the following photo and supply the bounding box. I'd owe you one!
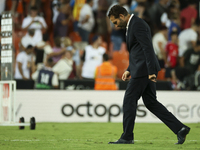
[108,138,134,144]
[176,126,190,144]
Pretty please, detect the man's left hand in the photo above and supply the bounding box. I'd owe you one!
[149,74,156,82]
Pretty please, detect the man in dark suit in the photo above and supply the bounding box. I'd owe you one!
[107,5,190,144]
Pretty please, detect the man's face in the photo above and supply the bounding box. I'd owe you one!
[30,10,37,17]
[96,36,102,45]
[26,47,34,54]
[90,1,94,7]
[171,34,178,43]
[65,51,72,59]
[110,15,127,29]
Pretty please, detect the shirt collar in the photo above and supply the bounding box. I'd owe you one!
[126,14,134,30]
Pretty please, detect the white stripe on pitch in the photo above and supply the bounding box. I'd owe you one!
[3,139,198,142]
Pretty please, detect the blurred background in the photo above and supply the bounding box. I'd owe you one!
[0,0,200,91]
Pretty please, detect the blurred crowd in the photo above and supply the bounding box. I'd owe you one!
[0,0,200,90]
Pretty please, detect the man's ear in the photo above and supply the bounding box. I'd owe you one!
[119,14,125,19]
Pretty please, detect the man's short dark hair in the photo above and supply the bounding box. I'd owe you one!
[86,0,93,3]
[103,53,109,61]
[108,5,128,18]
[46,57,54,67]
[47,57,53,64]
[26,45,33,49]
[30,6,38,11]
[170,31,178,37]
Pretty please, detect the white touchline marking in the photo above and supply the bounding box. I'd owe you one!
[4,140,40,142]
[3,139,198,142]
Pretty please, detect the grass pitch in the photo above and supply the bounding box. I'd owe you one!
[0,123,199,150]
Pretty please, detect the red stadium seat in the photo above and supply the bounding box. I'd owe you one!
[16,0,23,14]
[157,68,166,80]
[111,50,129,79]
[69,32,82,42]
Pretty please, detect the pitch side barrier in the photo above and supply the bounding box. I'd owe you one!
[15,91,200,123]
[15,79,172,90]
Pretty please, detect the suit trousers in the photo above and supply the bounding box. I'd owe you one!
[120,76,185,140]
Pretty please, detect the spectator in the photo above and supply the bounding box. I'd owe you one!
[152,26,168,68]
[21,29,36,50]
[160,2,179,28]
[133,2,148,19]
[54,1,72,37]
[21,6,47,45]
[165,32,179,78]
[32,58,59,89]
[72,0,85,32]
[64,38,86,79]
[60,37,78,79]
[96,0,109,41]
[94,53,118,90]
[52,37,65,63]
[149,0,169,33]
[168,14,181,41]
[106,0,130,51]
[52,49,74,80]
[180,0,197,30]
[14,45,34,80]
[81,36,105,79]
[78,0,94,42]
[35,34,53,69]
[51,0,61,24]
[171,41,200,89]
[66,46,77,79]
[133,2,152,29]
[178,23,198,57]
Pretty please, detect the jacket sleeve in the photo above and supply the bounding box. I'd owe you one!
[133,21,157,75]
[126,65,130,72]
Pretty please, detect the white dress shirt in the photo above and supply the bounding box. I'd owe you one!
[126,14,134,35]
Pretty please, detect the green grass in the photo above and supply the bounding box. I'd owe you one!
[0,123,199,150]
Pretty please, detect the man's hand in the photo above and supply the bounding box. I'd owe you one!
[81,15,90,24]
[149,74,156,82]
[165,61,171,68]
[22,76,28,80]
[122,71,131,81]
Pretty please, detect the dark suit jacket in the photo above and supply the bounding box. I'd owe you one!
[126,15,161,78]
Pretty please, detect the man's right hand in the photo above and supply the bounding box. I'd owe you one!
[22,76,28,80]
[122,71,130,81]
